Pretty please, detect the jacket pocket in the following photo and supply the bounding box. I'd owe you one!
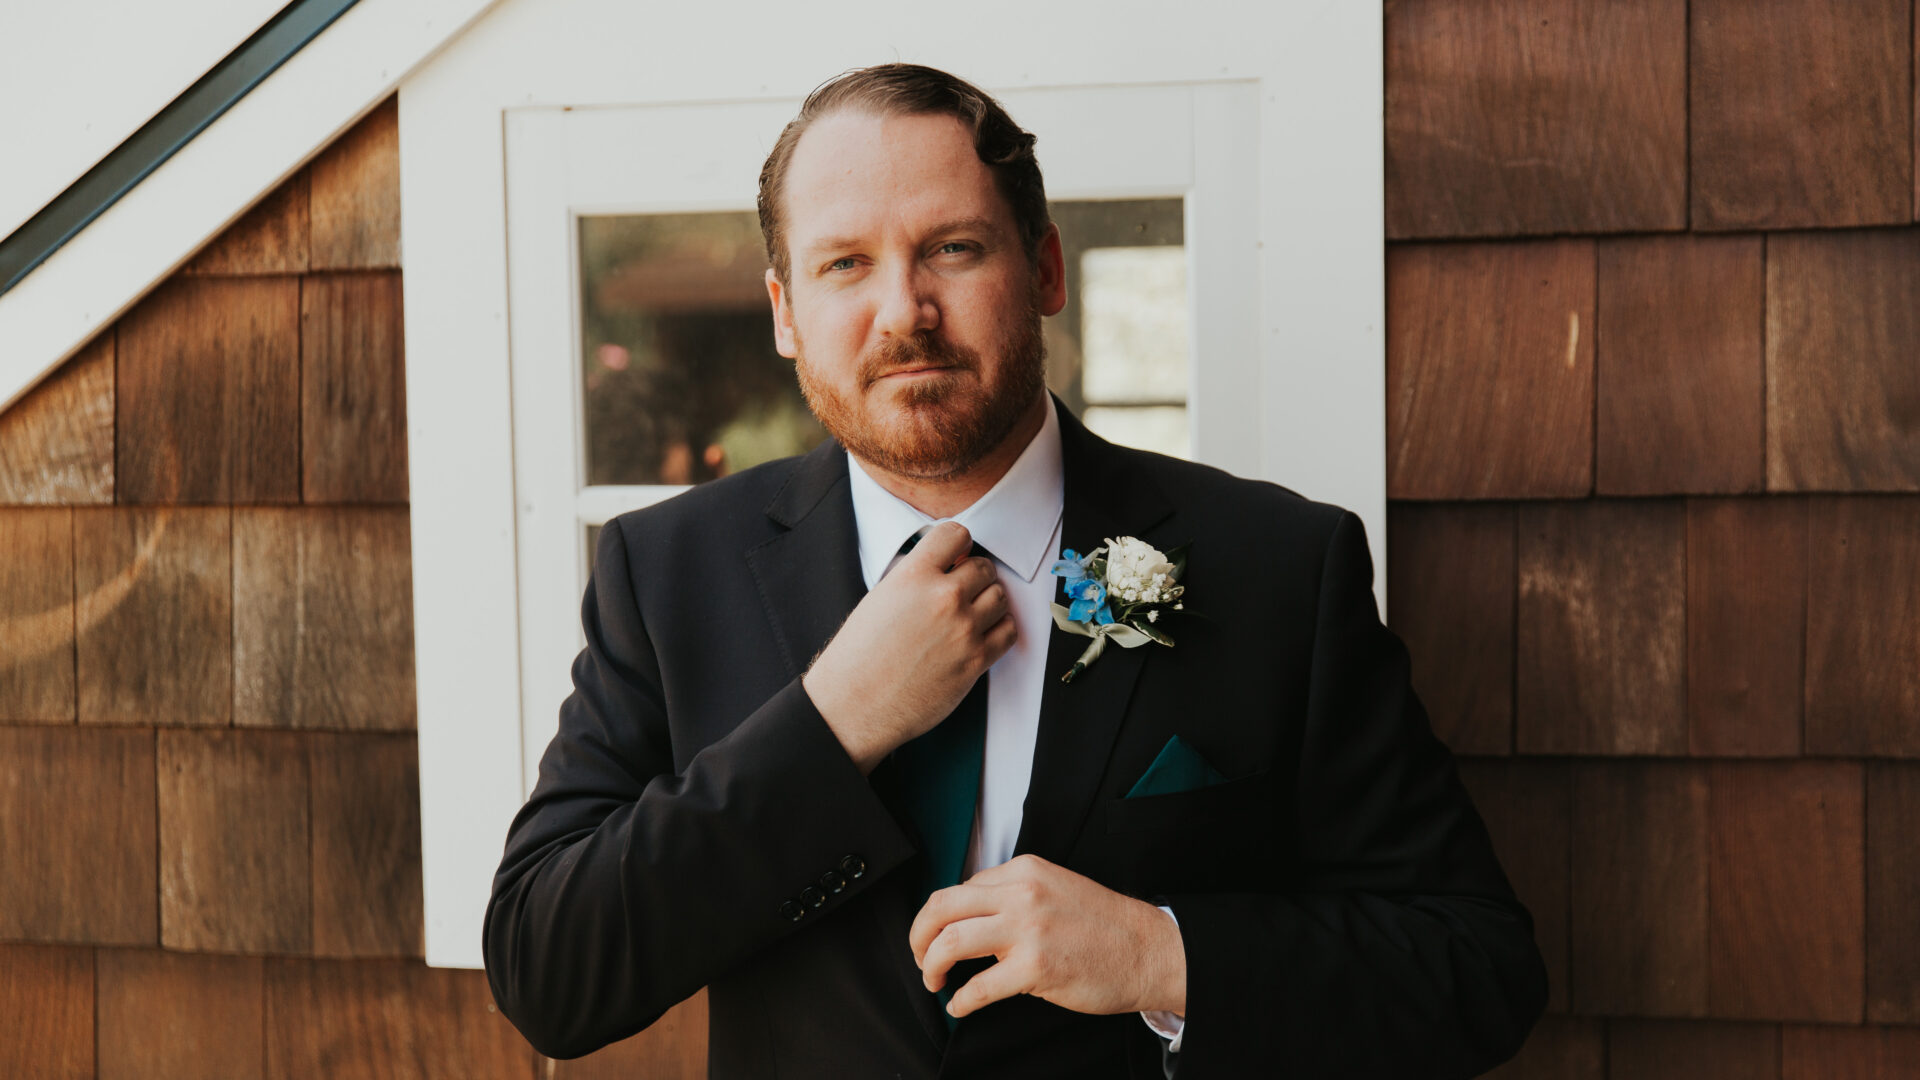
[1103,767,1273,835]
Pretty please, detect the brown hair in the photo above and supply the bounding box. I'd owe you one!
[757,63,1051,288]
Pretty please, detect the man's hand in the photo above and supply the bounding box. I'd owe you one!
[803,521,1015,774]
[908,854,1187,1019]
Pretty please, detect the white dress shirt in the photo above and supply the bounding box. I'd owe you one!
[844,398,1187,1050]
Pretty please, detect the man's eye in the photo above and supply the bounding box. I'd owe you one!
[938,242,972,255]
[827,257,857,272]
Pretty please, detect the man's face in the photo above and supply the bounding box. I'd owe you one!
[766,109,1067,480]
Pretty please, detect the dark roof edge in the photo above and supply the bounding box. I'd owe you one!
[0,0,361,298]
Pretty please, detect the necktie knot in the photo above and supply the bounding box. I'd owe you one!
[898,527,991,563]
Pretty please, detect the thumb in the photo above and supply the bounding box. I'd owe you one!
[906,521,974,573]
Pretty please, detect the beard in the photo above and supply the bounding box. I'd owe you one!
[794,292,1046,481]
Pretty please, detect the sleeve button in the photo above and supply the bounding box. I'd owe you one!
[840,854,867,879]
[779,899,805,922]
[800,886,826,909]
[819,870,849,894]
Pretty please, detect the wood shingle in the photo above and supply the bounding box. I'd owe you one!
[1765,229,1920,493]
[1691,0,1913,231]
[1387,241,1595,500]
[1709,761,1865,1022]
[74,506,231,726]
[233,506,415,730]
[1516,500,1686,755]
[0,726,157,944]
[158,730,312,954]
[0,508,75,723]
[0,334,113,505]
[1595,234,1764,495]
[96,949,265,1080]
[1570,760,1709,1016]
[115,275,301,504]
[1384,0,1686,239]
[1686,497,1807,757]
[301,271,408,503]
[1386,502,1515,755]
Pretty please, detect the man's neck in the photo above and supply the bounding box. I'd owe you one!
[853,392,1050,519]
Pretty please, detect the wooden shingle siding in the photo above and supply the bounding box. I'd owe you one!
[310,733,424,958]
[1868,761,1920,1024]
[1805,496,1920,758]
[1383,0,1687,239]
[302,271,408,503]
[0,508,75,722]
[182,167,312,276]
[0,333,113,505]
[1685,497,1807,757]
[1595,234,1765,495]
[1481,1014,1603,1080]
[116,276,301,504]
[1387,240,1595,500]
[548,991,709,1080]
[74,506,231,726]
[1516,500,1685,755]
[263,958,532,1080]
[1765,228,1920,493]
[95,949,264,1080]
[1606,1019,1781,1080]
[1690,0,1913,232]
[1385,502,1514,755]
[1570,760,1709,1017]
[158,729,311,954]
[1456,758,1571,1013]
[1708,761,1866,1023]
[310,96,401,271]
[0,727,157,944]
[233,506,415,730]
[0,944,94,1079]
[1782,1023,1920,1078]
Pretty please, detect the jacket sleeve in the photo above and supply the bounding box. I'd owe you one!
[482,518,918,1059]
[1163,509,1548,1078]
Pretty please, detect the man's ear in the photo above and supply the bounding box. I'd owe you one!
[1036,224,1068,318]
[767,268,798,358]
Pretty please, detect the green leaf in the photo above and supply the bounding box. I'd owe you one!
[1133,619,1175,647]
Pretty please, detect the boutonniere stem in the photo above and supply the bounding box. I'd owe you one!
[1048,536,1189,683]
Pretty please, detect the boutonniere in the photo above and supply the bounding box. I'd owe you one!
[1048,536,1189,683]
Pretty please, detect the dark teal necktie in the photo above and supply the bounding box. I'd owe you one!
[889,530,991,1026]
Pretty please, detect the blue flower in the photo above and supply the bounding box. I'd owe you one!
[1066,577,1105,604]
[1049,547,1096,583]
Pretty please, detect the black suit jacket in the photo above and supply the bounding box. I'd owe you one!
[484,397,1547,1078]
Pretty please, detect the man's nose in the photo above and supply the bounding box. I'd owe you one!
[872,262,939,339]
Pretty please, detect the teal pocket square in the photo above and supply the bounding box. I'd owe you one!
[1124,735,1230,798]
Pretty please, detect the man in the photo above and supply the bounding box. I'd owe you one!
[484,63,1546,1078]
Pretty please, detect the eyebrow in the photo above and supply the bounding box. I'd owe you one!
[798,216,1005,260]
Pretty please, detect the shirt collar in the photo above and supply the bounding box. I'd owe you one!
[846,395,1065,587]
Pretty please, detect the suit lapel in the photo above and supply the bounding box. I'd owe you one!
[1011,400,1175,867]
[743,438,952,1052]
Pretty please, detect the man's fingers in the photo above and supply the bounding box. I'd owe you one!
[905,521,973,571]
[908,883,1002,965]
[918,915,1006,992]
[946,954,1034,1019]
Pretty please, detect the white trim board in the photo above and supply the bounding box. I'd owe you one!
[0,0,503,417]
[402,0,1384,968]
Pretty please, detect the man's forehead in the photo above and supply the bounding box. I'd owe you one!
[782,109,1016,246]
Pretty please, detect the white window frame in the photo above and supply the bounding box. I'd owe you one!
[400,1,1384,969]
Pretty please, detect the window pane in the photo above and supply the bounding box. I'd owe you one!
[578,212,825,486]
[1043,198,1188,458]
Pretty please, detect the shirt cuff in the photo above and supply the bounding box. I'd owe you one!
[1137,904,1185,1052]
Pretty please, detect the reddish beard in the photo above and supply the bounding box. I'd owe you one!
[794,297,1046,481]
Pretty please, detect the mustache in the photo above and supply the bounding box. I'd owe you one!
[857,334,979,388]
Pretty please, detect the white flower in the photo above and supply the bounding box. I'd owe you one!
[1147,609,1160,622]
[1103,536,1176,600]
